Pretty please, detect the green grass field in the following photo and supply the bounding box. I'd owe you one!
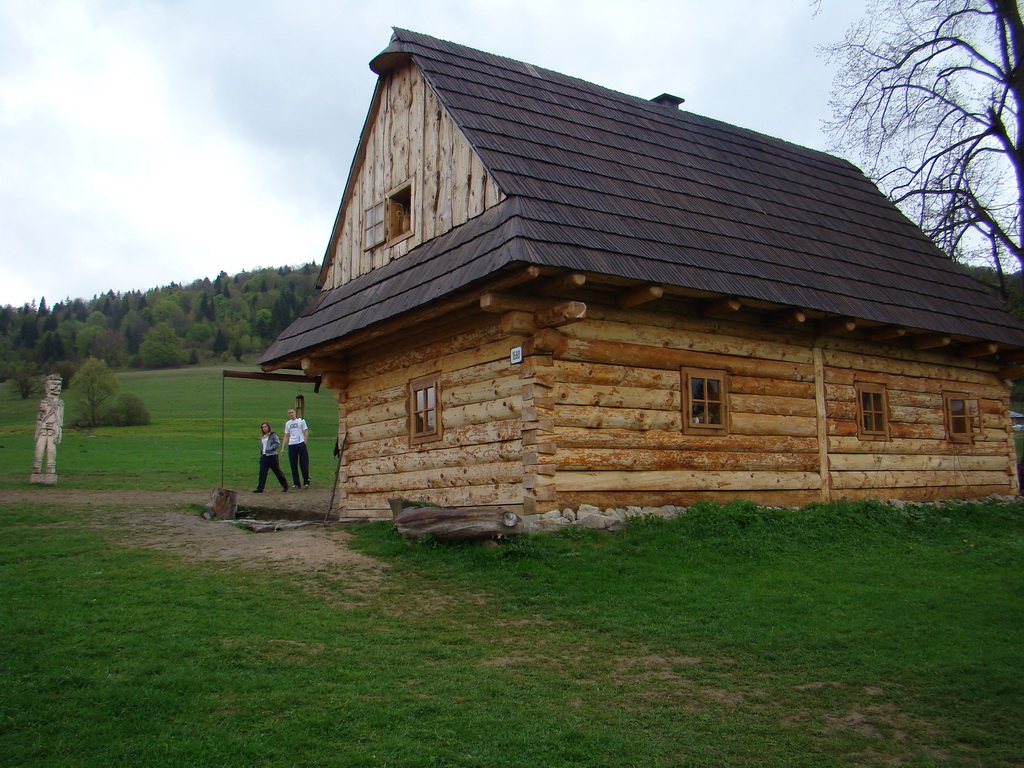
[1,367,1023,766]
[0,364,338,490]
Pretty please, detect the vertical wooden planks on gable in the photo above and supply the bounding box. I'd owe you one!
[321,63,506,293]
[437,110,454,233]
[420,86,441,243]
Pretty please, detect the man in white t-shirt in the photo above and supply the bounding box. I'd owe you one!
[282,407,310,489]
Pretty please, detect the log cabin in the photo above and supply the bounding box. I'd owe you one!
[259,28,1024,519]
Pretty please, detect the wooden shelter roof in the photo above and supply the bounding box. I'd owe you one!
[260,29,1024,368]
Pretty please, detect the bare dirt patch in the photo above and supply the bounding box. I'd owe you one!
[4,486,390,596]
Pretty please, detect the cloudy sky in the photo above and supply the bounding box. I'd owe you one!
[0,0,866,308]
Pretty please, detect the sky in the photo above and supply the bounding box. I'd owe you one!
[0,0,868,309]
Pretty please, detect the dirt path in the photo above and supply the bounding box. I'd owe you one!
[3,486,390,595]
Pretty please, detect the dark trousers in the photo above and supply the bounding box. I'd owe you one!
[257,453,288,491]
[288,442,310,486]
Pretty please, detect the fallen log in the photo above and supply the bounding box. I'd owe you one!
[389,499,521,540]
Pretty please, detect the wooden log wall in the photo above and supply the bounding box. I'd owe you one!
[820,341,1017,501]
[326,286,1016,519]
[535,301,1016,511]
[323,63,504,291]
[545,304,824,511]
[340,312,525,518]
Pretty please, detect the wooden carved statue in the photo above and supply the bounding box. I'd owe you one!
[31,373,64,484]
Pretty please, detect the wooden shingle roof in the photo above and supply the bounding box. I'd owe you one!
[260,29,1024,367]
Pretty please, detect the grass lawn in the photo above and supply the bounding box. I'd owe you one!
[1,367,1022,765]
[0,364,338,491]
[1,497,1022,767]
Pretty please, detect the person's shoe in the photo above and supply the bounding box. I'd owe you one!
[304,482,310,489]
[292,484,300,489]
[252,489,263,493]
[281,486,288,492]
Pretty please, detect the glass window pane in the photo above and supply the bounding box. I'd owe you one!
[706,379,720,400]
[706,403,721,424]
[692,378,705,400]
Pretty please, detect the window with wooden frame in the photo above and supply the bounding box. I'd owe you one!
[409,373,441,446]
[943,392,981,444]
[386,184,413,243]
[681,368,728,435]
[363,182,414,251]
[855,381,889,441]
[363,201,385,249]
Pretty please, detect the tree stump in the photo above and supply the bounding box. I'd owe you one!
[205,488,238,520]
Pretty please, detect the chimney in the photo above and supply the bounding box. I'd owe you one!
[650,93,685,109]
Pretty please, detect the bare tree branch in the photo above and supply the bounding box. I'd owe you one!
[822,0,1024,296]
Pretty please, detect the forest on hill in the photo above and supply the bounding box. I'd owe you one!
[0,263,318,392]
[2,261,1022,399]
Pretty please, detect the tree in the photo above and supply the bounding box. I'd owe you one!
[72,357,118,427]
[824,0,1024,298]
[139,322,184,368]
[7,362,41,399]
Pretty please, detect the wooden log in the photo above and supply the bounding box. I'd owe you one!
[346,419,522,463]
[347,397,407,428]
[555,403,680,431]
[534,301,588,328]
[444,398,522,428]
[765,309,806,327]
[828,453,1009,472]
[391,503,522,540]
[553,382,679,410]
[562,320,813,365]
[557,360,678,389]
[480,291,572,314]
[730,412,818,437]
[911,334,952,350]
[348,338,513,395]
[699,297,742,317]
[867,326,906,342]
[347,441,522,476]
[959,342,998,359]
[730,393,817,417]
[822,349,1002,386]
[204,488,238,520]
[823,485,1010,502]
[556,469,821,492]
[348,460,523,494]
[536,272,587,296]
[831,469,1009,489]
[526,328,569,355]
[444,375,522,407]
[822,317,857,335]
[559,337,814,380]
[501,310,536,335]
[827,436,1002,455]
[352,483,523,511]
[549,447,820,472]
[348,417,406,444]
[617,285,663,309]
[554,488,823,511]
[555,426,819,454]
[729,376,815,399]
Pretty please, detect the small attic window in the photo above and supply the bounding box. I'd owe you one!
[363,182,414,250]
[387,184,413,243]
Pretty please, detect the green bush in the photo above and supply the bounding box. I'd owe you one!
[104,392,151,426]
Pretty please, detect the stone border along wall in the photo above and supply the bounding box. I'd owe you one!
[524,494,1023,534]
